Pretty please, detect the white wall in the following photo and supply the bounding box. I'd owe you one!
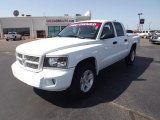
[0,17,31,28]
[0,16,91,38]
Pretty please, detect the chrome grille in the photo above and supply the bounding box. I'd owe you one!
[26,63,38,69]
[16,53,41,70]
[25,55,39,62]
[18,59,23,65]
[17,53,22,58]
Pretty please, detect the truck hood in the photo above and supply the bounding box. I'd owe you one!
[16,37,97,56]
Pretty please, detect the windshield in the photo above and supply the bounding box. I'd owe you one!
[9,32,15,34]
[57,22,102,39]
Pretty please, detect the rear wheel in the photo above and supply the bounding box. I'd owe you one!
[69,62,96,97]
[125,46,136,65]
[13,36,16,41]
[20,36,22,40]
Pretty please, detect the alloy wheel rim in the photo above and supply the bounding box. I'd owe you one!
[80,70,94,93]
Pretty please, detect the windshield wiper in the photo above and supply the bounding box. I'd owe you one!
[65,35,85,39]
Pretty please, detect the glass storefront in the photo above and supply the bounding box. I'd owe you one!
[3,27,30,36]
[48,26,66,37]
[61,26,66,30]
[48,26,60,37]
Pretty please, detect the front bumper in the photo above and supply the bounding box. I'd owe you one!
[11,61,75,91]
[4,36,14,39]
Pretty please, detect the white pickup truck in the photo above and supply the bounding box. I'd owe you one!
[138,30,151,39]
[4,32,22,41]
[11,20,139,97]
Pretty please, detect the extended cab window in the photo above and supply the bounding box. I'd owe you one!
[114,22,124,36]
[101,22,115,39]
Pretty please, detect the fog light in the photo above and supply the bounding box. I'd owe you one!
[45,79,52,86]
[52,79,56,85]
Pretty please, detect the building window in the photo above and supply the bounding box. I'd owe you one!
[48,26,60,37]
[3,28,30,36]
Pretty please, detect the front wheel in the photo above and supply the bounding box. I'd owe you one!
[125,47,136,65]
[20,36,22,40]
[13,36,16,41]
[69,63,96,97]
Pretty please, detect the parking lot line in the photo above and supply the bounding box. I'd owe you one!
[110,102,155,120]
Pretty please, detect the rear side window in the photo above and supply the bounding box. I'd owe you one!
[114,22,124,36]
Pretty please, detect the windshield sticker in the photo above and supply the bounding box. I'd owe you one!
[68,23,101,27]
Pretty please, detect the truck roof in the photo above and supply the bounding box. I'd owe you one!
[76,20,115,23]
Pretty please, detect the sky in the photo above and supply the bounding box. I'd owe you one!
[0,0,160,30]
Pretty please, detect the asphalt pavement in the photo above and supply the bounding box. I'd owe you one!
[0,39,160,120]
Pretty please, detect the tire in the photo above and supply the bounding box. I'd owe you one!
[69,62,96,97]
[13,36,16,41]
[20,36,22,40]
[125,46,136,65]
[151,42,156,44]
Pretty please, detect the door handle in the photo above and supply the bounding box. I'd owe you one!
[113,41,117,45]
[124,39,128,42]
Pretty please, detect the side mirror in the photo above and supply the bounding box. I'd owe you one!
[101,32,115,39]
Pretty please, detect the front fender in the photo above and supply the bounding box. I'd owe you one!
[46,44,102,72]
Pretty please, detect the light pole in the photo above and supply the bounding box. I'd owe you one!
[149,22,152,30]
[0,19,2,39]
[138,13,142,31]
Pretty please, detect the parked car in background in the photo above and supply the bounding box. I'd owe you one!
[4,32,22,41]
[126,30,140,44]
[155,31,160,36]
[126,30,138,36]
[138,30,151,39]
[149,34,160,44]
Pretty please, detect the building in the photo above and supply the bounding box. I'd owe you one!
[0,11,91,38]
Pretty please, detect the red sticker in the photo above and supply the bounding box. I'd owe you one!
[68,22,101,27]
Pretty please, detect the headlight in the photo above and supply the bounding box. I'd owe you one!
[44,57,68,68]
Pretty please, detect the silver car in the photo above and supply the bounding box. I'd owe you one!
[149,35,160,44]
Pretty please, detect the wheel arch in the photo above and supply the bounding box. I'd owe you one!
[131,43,137,50]
[75,57,98,75]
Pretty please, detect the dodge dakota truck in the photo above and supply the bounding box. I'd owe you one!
[11,20,139,97]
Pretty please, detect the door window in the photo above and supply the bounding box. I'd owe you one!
[101,22,115,38]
